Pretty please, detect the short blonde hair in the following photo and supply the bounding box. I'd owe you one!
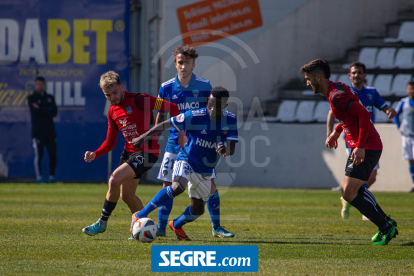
[99,71,121,89]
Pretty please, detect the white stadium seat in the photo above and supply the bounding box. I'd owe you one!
[337,74,351,86]
[295,101,316,123]
[394,48,414,69]
[375,47,396,69]
[313,101,331,123]
[392,74,413,96]
[384,22,414,43]
[365,74,374,87]
[358,47,378,69]
[373,74,393,96]
[275,100,298,123]
[375,101,391,123]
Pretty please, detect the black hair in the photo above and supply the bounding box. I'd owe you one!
[211,86,229,99]
[300,58,331,79]
[35,76,45,83]
[349,61,366,74]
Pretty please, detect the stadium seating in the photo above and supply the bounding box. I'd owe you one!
[313,101,331,123]
[373,74,394,96]
[375,47,396,69]
[365,74,374,87]
[302,90,314,96]
[275,100,298,122]
[394,48,414,69]
[337,74,351,86]
[391,74,413,96]
[375,101,391,123]
[358,47,378,69]
[330,74,338,82]
[295,101,316,123]
[384,21,414,43]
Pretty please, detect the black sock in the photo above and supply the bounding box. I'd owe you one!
[364,188,388,219]
[349,187,388,230]
[100,199,117,221]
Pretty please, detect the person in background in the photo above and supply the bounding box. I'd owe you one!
[28,76,58,184]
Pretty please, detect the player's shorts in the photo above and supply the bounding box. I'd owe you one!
[346,148,379,170]
[402,135,414,160]
[119,150,158,179]
[345,149,382,181]
[157,152,178,182]
[172,160,216,202]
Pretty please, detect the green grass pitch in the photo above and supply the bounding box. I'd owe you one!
[0,183,413,275]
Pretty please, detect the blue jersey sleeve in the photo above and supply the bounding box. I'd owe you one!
[226,117,238,143]
[170,110,193,131]
[394,99,404,129]
[373,89,387,110]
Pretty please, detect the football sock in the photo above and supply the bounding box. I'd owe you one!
[350,186,388,230]
[136,186,174,218]
[409,163,414,184]
[207,190,221,230]
[158,198,173,231]
[173,205,200,229]
[364,188,388,219]
[100,199,117,222]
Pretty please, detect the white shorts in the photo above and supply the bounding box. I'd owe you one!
[402,135,414,160]
[172,160,216,202]
[346,148,379,170]
[157,152,178,182]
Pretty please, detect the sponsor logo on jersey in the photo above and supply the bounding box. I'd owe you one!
[178,101,200,111]
[192,89,199,97]
[163,170,168,176]
[122,123,137,131]
[176,113,185,123]
[126,106,132,114]
[123,130,139,137]
[195,137,220,149]
[222,126,229,135]
[119,118,127,127]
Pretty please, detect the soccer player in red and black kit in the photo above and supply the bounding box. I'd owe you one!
[300,59,398,245]
[82,71,183,237]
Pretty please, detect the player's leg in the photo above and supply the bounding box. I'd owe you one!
[402,135,414,192]
[340,147,352,218]
[169,164,211,241]
[208,178,235,238]
[83,163,136,236]
[120,178,142,212]
[156,152,177,236]
[132,160,188,222]
[367,169,378,189]
[342,149,398,245]
[32,137,44,183]
[44,135,57,183]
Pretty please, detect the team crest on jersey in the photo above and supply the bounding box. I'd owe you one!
[222,126,229,135]
[367,94,372,100]
[126,106,132,114]
[192,89,199,97]
[163,170,168,176]
[112,113,117,119]
[176,113,185,123]
[119,118,127,127]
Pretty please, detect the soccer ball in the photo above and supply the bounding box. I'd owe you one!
[131,218,158,243]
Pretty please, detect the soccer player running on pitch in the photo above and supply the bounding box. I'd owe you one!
[394,81,414,193]
[327,62,396,220]
[82,71,182,236]
[155,45,234,238]
[300,59,398,245]
[131,87,237,240]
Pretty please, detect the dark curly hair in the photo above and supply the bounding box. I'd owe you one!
[300,58,331,79]
[172,45,199,60]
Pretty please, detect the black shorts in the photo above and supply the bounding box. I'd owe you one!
[345,149,382,181]
[119,150,158,179]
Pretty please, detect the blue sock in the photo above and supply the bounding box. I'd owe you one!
[207,190,221,230]
[361,183,368,189]
[135,186,174,218]
[173,205,200,229]
[409,163,414,183]
[158,198,173,231]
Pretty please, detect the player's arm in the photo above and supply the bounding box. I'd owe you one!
[216,141,236,157]
[85,116,118,162]
[374,90,396,119]
[155,112,166,125]
[347,100,371,165]
[132,119,173,150]
[325,110,338,148]
[394,100,404,130]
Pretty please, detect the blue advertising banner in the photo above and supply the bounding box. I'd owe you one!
[151,245,259,272]
[0,0,129,181]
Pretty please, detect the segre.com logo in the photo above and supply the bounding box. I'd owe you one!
[151,245,258,272]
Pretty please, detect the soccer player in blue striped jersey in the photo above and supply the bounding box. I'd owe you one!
[394,81,414,193]
[155,45,234,238]
[131,87,238,240]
